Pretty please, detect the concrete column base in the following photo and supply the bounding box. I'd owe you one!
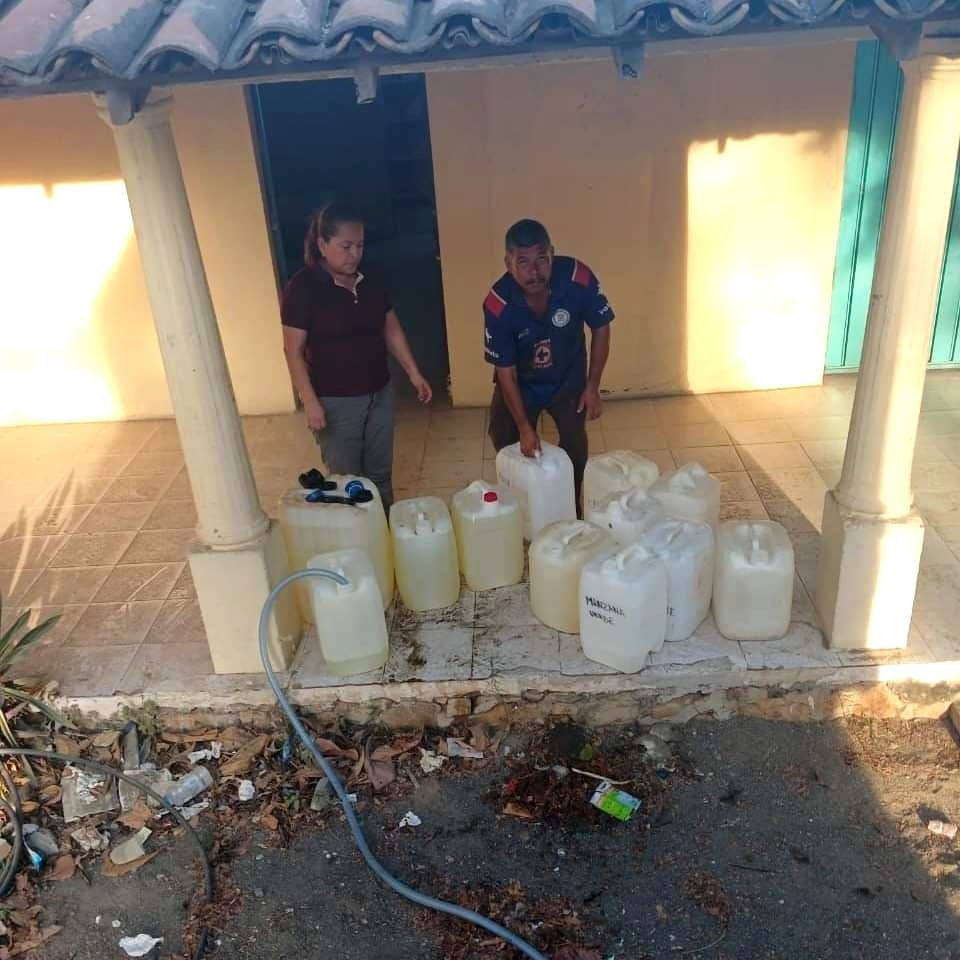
[816,491,923,651]
[189,521,299,674]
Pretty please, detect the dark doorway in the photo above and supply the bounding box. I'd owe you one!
[250,74,450,401]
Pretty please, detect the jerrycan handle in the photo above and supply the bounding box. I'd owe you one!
[660,521,685,549]
[613,542,648,572]
[533,447,557,473]
[746,525,768,564]
[333,568,356,595]
[672,470,698,492]
[560,521,591,546]
[414,511,433,536]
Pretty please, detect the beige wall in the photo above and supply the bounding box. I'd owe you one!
[0,86,292,426]
[427,44,856,406]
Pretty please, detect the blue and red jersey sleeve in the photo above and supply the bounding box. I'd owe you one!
[569,260,614,330]
[483,287,516,368]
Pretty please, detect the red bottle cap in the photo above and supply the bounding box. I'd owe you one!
[483,491,499,503]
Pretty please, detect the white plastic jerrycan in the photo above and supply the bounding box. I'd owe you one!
[713,520,795,641]
[451,481,524,591]
[279,476,394,621]
[579,543,668,673]
[639,518,715,642]
[583,451,660,516]
[495,441,576,540]
[529,521,615,633]
[306,548,389,676]
[390,497,461,612]
[650,463,721,527]
[585,488,665,545]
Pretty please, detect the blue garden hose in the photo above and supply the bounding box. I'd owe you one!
[259,568,549,960]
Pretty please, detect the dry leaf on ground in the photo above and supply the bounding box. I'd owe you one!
[161,730,219,746]
[48,856,76,883]
[118,803,153,830]
[502,802,536,821]
[8,925,61,957]
[220,736,271,778]
[101,852,157,878]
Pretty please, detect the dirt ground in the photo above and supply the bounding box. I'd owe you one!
[27,716,960,960]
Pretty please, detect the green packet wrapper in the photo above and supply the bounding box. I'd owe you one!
[590,780,641,822]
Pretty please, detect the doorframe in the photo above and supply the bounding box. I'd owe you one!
[245,73,453,399]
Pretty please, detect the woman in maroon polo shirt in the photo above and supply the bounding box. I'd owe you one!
[281,202,432,509]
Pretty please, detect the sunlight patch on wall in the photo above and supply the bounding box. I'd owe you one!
[685,130,840,393]
[0,180,133,425]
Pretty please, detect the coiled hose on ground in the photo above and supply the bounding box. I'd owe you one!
[259,567,549,960]
[0,566,549,960]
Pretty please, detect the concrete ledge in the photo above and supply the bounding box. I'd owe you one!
[55,655,960,730]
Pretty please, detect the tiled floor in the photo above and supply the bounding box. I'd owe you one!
[4,371,960,701]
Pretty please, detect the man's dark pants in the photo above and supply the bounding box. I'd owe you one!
[487,385,588,511]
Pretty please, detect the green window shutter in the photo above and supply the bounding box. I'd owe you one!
[929,144,960,365]
[826,40,902,371]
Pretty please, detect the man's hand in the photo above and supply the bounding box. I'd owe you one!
[409,372,433,404]
[304,398,327,432]
[519,425,542,458]
[578,383,603,420]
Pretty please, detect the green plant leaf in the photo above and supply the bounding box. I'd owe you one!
[0,611,31,653]
[0,707,17,748]
[0,615,60,675]
[0,687,71,730]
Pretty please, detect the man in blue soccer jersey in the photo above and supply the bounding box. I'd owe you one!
[484,219,613,510]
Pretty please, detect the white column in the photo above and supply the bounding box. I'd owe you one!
[98,92,298,673]
[817,51,960,650]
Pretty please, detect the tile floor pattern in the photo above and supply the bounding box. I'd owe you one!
[4,372,960,698]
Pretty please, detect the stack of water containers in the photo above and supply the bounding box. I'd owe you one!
[520,447,795,674]
[277,434,796,680]
[278,474,527,676]
[279,476,395,676]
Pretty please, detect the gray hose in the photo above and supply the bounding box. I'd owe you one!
[259,568,549,960]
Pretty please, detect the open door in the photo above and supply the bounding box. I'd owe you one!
[249,74,451,401]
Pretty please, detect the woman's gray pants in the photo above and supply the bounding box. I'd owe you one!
[313,383,395,510]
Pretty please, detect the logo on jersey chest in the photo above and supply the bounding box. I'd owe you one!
[532,339,553,369]
[552,308,571,328]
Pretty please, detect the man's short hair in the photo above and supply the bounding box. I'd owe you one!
[505,219,551,252]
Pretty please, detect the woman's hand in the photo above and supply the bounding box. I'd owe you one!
[409,372,433,404]
[303,398,327,431]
